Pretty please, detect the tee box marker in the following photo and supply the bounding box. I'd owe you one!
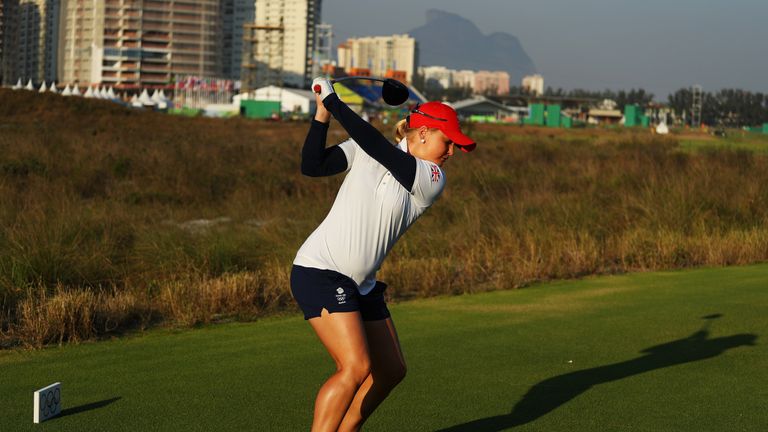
[33,382,62,423]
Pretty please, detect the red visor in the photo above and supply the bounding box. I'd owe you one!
[408,102,476,152]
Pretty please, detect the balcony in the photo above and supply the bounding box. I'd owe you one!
[141,74,170,84]
[144,2,170,12]
[142,12,170,21]
[143,42,170,49]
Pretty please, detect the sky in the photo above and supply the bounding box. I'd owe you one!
[322,0,768,100]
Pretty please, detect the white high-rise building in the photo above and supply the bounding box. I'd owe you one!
[337,34,416,83]
[419,65,452,89]
[522,74,544,96]
[244,0,321,89]
[451,70,475,89]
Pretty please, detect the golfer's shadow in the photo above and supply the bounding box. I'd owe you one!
[436,315,757,432]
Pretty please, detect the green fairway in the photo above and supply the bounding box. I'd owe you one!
[1,265,766,431]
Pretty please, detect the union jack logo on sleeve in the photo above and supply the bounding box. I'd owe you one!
[430,165,441,183]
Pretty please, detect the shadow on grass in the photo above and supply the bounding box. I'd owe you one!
[436,315,757,431]
[58,397,122,418]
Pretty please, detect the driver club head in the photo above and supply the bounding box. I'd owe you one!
[381,79,409,106]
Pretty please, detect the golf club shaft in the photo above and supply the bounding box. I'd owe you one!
[313,76,388,94]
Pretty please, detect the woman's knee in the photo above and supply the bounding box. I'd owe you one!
[338,360,371,385]
[376,360,407,387]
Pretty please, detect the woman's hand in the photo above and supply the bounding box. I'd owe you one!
[314,92,331,123]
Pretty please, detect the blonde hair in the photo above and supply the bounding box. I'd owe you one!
[393,119,439,142]
[394,119,411,142]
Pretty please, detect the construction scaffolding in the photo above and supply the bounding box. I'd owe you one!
[691,84,703,128]
[242,20,284,93]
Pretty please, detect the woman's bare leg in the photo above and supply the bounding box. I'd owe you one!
[337,317,407,432]
[308,309,372,432]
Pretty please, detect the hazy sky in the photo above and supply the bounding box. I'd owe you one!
[322,0,767,99]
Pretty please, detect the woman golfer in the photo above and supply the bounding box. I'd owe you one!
[291,78,475,431]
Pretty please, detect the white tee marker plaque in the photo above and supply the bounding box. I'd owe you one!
[33,382,62,423]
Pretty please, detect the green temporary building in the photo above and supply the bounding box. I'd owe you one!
[546,105,561,128]
[624,104,641,127]
[240,100,281,119]
[525,103,545,126]
[763,123,768,134]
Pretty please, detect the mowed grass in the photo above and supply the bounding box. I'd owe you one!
[1,264,766,431]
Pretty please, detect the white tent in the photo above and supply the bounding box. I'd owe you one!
[49,82,58,93]
[12,79,22,90]
[107,87,117,100]
[656,122,670,135]
[130,94,141,108]
[72,85,82,96]
[61,85,72,96]
[38,81,48,92]
[151,89,170,109]
[138,89,155,106]
[84,86,95,98]
[25,79,34,90]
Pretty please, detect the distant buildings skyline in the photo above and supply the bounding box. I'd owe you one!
[337,34,416,84]
[419,65,512,96]
[2,1,522,98]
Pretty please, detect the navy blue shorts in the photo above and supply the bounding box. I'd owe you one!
[290,265,391,321]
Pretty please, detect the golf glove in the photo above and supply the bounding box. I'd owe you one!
[312,77,335,100]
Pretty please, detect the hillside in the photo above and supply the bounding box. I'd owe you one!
[409,9,537,80]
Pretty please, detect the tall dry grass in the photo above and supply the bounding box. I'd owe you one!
[1,89,767,348]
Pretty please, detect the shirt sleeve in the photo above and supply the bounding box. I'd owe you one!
[336,138,357,173]
[300,119,348,177]
[411,159,446,207]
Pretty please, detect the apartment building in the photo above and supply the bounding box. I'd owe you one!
[59,0,219,88]
[220,0,255,81]
[337,34,416,84]
[2,0,60,85]
[522,74,544,96]
[475,70,509,96]
[418,65,452,89]
[451,69,475,90]
[243,0,321,89]
[0,1,6,84]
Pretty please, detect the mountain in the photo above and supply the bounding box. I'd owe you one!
[408,9,537,83]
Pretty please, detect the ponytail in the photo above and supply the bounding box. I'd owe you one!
[394,119,410,142]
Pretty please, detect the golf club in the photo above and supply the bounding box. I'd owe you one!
[313,76,410,106]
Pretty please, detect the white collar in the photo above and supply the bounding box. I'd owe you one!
[397,137,409,153]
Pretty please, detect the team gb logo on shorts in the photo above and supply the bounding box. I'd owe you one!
[430,165,441,183]
[335,287,347,304]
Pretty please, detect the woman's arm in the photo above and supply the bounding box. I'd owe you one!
[300,119,348,177]
[300,94,348,177]
[320,91,417,191]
